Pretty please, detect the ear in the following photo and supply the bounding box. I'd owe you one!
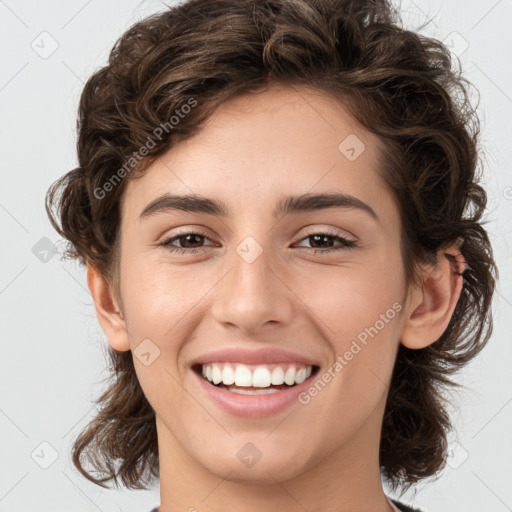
[401,240,466,349]
[86,262,131,352]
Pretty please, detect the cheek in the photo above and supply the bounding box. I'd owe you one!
[295,257,404,342]
[294,254,405,402]
[120,252,207,338]
[302,273,404,442]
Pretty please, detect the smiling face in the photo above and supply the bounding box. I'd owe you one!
[100,84,412,487]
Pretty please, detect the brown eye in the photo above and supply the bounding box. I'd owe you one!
[160,231,214,254]
[295,232,357,254]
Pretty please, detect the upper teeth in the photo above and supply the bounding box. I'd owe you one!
[201,363,313,387]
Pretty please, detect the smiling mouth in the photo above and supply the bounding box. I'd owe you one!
[193,362,320,395]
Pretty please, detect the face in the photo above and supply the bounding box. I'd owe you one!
[114,84,409,484]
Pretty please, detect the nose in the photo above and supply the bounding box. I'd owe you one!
[211,240,294,334]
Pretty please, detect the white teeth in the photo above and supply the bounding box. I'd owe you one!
[252,366,272,387]
[228,387,280,395]
[295,367,307,384]
[200,362,314,389]
[271,366,285,385]
[211,364,222,385]
[234,364,252,387]
[221,364,235,385]
[284,365,296,385]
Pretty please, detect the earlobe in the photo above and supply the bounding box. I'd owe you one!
[86,262,131,352]
[401,241,466,350]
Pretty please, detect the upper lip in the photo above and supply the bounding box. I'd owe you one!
[191,347,320,367]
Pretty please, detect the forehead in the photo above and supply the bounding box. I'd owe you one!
[120,85,397,225]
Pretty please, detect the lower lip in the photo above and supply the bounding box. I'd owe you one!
[193,370,316,418]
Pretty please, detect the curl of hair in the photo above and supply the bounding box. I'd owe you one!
[46,0,497,492]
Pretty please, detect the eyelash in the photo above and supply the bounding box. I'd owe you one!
[159,230,357,255]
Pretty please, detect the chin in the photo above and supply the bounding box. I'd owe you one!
[195,439,313,485]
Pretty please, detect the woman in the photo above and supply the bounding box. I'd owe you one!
[45,0,497,510]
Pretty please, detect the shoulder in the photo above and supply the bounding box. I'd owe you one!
[391,499,425,512]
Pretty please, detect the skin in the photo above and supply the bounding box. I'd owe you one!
[87,84,465,512]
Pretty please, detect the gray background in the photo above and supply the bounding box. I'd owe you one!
[1,0,511,511]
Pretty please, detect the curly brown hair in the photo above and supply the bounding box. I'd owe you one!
[45,0,497,494]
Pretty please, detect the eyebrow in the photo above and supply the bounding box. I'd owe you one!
[139,192,378,222]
